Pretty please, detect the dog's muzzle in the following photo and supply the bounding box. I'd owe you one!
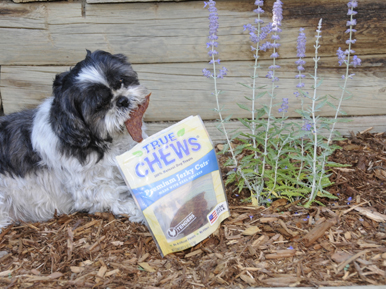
[116,96,130,108]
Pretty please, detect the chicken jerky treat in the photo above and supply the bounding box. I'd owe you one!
[169,192,212,237]
[116,115,229,257]
[125,93,151,143]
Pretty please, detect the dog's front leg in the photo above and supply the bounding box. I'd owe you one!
[71,181,144,223]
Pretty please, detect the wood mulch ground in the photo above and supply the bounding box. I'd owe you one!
[0,130,385,288]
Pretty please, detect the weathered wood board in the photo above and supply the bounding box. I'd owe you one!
[0,0,385,128]
[12,0,189,3]
[147,116,386,143]
[86,0,189,3]
[1,57,385,119]
[0,0,384,65]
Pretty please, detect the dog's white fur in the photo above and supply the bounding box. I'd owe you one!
[0,51,147,231]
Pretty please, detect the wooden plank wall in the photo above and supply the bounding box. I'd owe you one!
[0,0,385,138]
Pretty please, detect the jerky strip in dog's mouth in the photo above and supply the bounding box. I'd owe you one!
[124,93,151,143]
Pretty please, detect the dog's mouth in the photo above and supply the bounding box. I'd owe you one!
[124,93,151,143]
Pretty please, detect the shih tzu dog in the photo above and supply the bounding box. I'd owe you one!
[0,50,149,231]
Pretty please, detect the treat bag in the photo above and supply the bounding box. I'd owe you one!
[116,115,230,257]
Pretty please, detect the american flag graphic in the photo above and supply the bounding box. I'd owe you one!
[208,210,218,224]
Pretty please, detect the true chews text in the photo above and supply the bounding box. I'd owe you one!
[135,132,201,178]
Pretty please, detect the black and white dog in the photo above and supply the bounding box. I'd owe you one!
[0,50,149,231]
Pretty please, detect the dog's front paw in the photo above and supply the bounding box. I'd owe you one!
[112,197,145,223]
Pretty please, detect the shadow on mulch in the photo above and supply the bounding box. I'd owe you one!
[0,131,385,288]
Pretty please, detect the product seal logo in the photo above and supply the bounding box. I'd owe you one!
[167,212,196,238]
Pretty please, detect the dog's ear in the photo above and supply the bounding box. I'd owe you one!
[50,86,92,149]
[86,49,92,57]
[53,71,71,95]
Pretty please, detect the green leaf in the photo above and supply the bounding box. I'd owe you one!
[237,103,251,112]
[315,98,328,110]
[224,114,233,122]
[256,91,267,99]
[238,82,253,89]
[177,128,185,137]
[326,101,337,110]
[133,150,143,157]
[315,78,324,88]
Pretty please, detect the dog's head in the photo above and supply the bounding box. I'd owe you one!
[50,50,149,161]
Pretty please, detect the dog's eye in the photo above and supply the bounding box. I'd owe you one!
[117,78,125,88]
[93,87,112,110]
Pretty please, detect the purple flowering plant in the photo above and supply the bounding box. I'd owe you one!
[203,0,254,196]
[310,0,362,207]
[203,0,362,206]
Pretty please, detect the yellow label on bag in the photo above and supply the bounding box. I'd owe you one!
[116,116,229,256]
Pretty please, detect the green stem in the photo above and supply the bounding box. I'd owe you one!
[306,18,323,208]
[316,12,355,192]
[210,44,254,195]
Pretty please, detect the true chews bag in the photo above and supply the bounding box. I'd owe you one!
[116,115,230,257]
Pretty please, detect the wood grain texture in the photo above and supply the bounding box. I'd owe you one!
[12,0,188,2]
[87,0,190,3]
[12,0,60,3]
[1,59,385,119]
[147,116,386,144]
[0,0,384,65]
[0,0,385,122]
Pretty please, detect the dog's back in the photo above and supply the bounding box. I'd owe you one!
[0,109,42,178]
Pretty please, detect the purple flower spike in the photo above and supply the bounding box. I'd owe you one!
[295,28,307,90]
[345,28,357,34]
[302,120,312,131]
[337,47,346,66]
[202,68,212,78]
[269,65,281,69]
[347,19,357,26]
[217,66,228,79]
[254,7,264,14]
[348,0,358,8]
[296,28,307,58]
[346,39,357,45]
[272,0,283,32]
[347,10,358,16]
[351,55,361,67]
[260,42,272,51]
[266,71,279,82]
[203,0,227,80]
[243,0,267,48]
[208,50,218,56]
[278,98,289,113]
[209,59,221,64]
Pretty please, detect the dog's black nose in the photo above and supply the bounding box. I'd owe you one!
[116,96,130,108]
